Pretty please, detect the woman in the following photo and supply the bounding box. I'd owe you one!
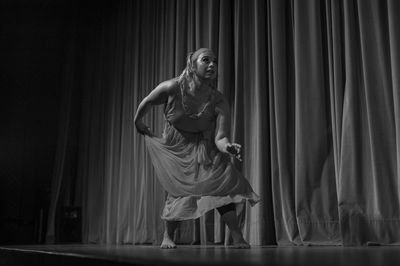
[134,48,260,249]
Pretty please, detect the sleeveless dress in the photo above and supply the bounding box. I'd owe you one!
[145,82,260,221]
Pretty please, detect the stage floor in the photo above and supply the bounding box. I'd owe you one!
[1,244,400,266]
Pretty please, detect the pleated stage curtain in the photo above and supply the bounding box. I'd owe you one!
[46,0,400,246]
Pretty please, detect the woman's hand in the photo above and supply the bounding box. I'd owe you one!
[226,143,242,161]
[135,120,154,137]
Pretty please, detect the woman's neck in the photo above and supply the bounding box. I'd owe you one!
[190,75,212,94]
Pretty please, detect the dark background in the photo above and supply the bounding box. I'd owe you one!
[0,0,83,245]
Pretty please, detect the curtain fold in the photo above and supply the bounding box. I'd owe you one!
[337,0,400,245]
[47,0,400,246]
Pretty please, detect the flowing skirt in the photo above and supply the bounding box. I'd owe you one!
[145,122,260,221]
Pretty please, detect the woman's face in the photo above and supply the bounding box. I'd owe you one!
[194,51,218,80]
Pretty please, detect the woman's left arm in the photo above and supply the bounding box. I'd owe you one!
[215,96,242,161]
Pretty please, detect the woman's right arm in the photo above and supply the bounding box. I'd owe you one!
[134,79,177,136]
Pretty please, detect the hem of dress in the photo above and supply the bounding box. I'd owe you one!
[160,193,260,221]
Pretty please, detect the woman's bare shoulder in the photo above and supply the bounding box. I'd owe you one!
[157,78,180,95]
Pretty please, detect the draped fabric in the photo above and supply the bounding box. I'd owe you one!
[47,0,400,246]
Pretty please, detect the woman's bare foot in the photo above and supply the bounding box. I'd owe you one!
[160,220,179,249]
[160,233,177,249]
[232,239,250,248]
[231,230,250,249]
[220,209,250,249]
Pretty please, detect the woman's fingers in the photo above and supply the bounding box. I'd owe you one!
[136,122,154,137]
[226,144,238,154]
[227,143,241,154]
[232,143,241,153]
[232,143,241,149]
[227,143,243,161]
[146,127,154,137]
[143,125,154,137]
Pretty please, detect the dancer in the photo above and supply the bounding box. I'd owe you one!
[134,48,259,249]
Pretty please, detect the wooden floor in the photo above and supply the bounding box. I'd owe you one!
[1,244,400,266]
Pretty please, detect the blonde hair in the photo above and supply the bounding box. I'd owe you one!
[178,52,196,86]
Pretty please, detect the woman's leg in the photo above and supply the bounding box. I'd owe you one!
[191,218,200,245]
[161,220,179,249]
[217,204,250,248]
